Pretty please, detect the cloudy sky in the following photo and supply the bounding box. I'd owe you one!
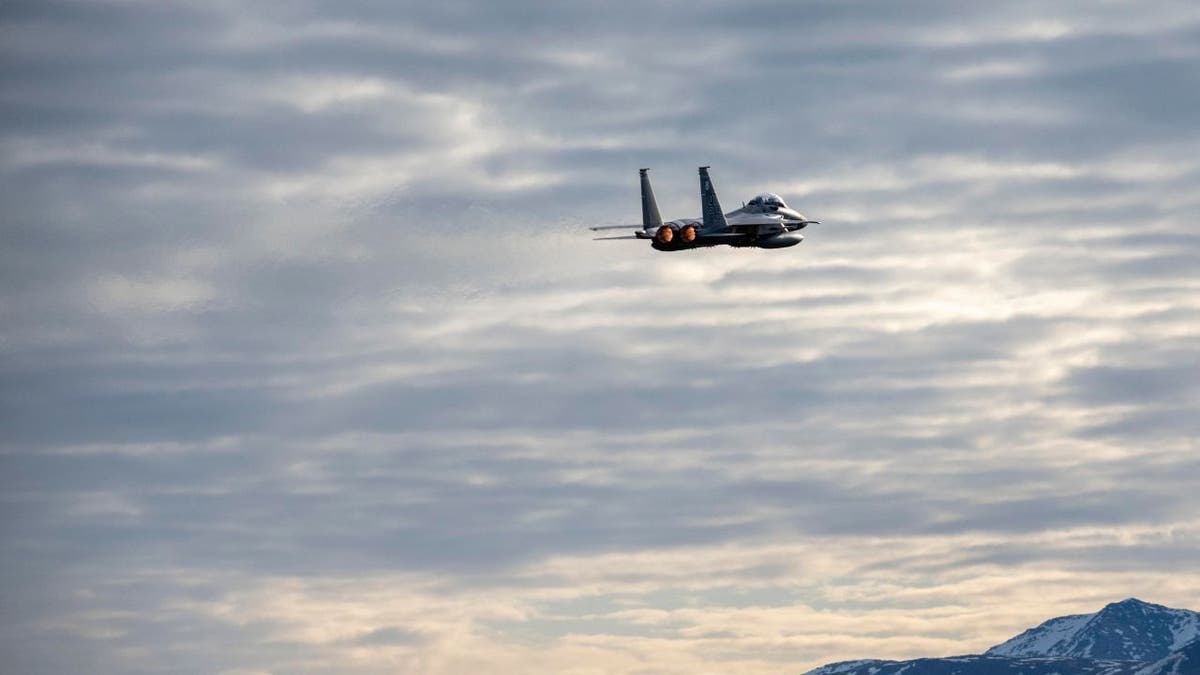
[2,1,1199,672]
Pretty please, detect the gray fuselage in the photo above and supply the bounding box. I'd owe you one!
[591,168,818,250]
[650,192,811,250]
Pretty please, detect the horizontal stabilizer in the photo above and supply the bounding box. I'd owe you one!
[592,235,640,240]
[590,224,643,231]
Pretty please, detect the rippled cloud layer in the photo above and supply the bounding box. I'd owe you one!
[2,1,1199,673]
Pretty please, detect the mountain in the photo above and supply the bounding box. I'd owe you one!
[983,612,1094,658]
[809,655,1147,675]
[987,598,1200,661]
[1135,638,1200,675]
[805,599,1200,675]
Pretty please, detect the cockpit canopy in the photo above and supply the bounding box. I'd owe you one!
[747,192,788,209]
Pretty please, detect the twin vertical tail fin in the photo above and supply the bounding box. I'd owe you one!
[639,169,663,230]
[640,167,729,233]
[698,166,729,231]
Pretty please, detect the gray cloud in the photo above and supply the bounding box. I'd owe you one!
[2,0,1200,673]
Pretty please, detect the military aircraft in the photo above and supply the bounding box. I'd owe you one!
[592,167,818,250]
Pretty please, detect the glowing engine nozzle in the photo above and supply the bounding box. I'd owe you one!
[655,225,675,244]
[680,225,697,243]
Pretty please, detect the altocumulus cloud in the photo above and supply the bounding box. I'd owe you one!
[2,1,1199,673]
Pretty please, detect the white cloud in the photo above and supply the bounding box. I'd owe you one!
[88,275,216,314]
[2,0,1199,673]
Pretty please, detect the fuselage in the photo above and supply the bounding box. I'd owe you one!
[592,169,818,251]
[649,193,811,250]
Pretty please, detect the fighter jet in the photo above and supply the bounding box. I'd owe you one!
[592,167,818,250]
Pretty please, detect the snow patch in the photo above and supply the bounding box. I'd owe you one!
[988,613,1095,656]
[1167,611,1199,650]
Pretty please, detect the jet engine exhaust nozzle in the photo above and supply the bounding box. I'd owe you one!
[655,225,675,244]
[679,225,697,243]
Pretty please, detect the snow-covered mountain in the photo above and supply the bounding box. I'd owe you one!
[805,599,1200,675]
[983,612,1094,658]
[987,599,1200,661]
[1135,638,1200,675]
[809,655,1148,675]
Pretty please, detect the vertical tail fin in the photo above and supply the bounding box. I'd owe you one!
[698,166,728,231]
[639,168,663,229]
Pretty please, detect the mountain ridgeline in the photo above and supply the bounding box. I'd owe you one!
[808,599,1200,675]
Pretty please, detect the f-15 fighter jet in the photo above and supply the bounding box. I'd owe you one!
[592,167,818,250]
